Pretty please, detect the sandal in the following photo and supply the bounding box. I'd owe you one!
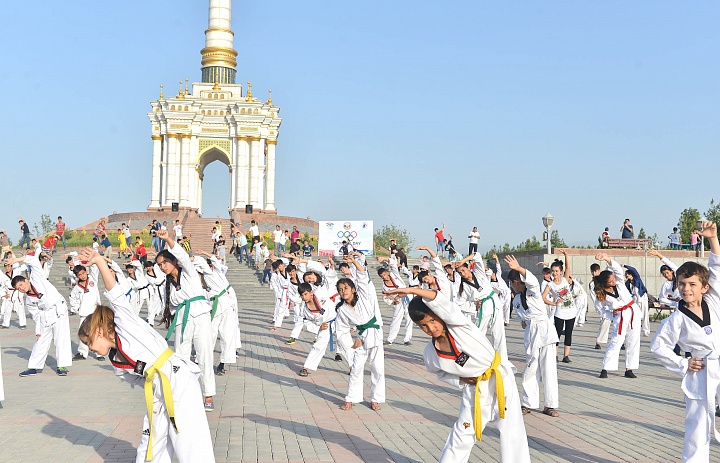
[340,402,353,411]
[521,406,532,415]
[298,368,310,377]
[542,407,559,417]
[370,402,381,411]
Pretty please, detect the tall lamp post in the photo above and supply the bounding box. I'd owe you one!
[697,216,706,258]
[542,213,554,255]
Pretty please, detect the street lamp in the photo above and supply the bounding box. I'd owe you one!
[542,213,554,255]
[697,216,706,258]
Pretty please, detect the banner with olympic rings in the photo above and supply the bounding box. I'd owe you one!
[318,220,374,256]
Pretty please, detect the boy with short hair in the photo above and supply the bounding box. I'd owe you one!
[651,222,720,462]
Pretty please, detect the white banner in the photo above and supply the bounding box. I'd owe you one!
[318,220,374,256]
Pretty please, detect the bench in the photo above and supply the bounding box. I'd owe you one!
[606,238,650,249]
[652,303,675,321]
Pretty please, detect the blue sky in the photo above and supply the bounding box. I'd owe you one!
[1,1,718,251]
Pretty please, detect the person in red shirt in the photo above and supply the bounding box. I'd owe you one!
[94,219,106,239]
[134,236,148,265]
[55,216,67,250]
[434,222,446,258]
[43,234,59,254]
[291,226,300,244]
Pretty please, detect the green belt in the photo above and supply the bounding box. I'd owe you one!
[476,290,496,329]
[210,284,232,320]
[166,295,205,343]
[356,315,380,336]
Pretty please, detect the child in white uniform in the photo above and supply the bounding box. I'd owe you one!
[76,248,215,463]
[595,253,641,379]
[297,283,338,376]
[335,255,385,411]
[377,254,413,345]
[69,262,104,360]
[8,251,73,376]
[505,255,560,417]
[383,285,531,463]
[155,230,216,411]
[1,260,27,329]
[650,249,682,309]
[651,222,720,463]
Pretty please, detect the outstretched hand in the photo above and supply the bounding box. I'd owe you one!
[78,247,100,265]
[698,222,717,239]
[504,255,521,271]
[595,253,610,262]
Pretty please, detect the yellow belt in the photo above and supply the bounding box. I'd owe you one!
[143,348,177,461]
[474,351,505,441]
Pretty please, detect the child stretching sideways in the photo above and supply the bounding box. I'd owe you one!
[384,286,530,463]
[651,222,720,463]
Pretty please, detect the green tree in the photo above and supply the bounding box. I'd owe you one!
[677,207,701,246]
[485,235,543,258]
[374,224,414,253]
[550,229,567,248]
[637,228,647,239]
[706,199,720,226]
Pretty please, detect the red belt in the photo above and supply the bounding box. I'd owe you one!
[616,301,635,335]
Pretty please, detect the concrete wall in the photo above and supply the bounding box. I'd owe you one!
[495,248,708,298]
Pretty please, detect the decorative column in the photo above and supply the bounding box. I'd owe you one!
[188,136,199,211]
[265,139,277,211]
[166,133,180,204]
[248,136,261,208]
[235,135,249,208]
[179,134,192,208]
[149,135,162,209]
[160,133,170,206]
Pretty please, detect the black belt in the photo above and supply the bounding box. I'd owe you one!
[138,285,150,291]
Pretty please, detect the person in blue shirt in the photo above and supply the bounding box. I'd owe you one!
[624,264,650,337]
[620,219,634,239]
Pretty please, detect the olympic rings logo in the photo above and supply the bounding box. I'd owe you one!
[337,231,358,240]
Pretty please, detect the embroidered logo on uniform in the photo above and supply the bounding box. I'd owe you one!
[705,326,713,335]
[142,429,150,436]
[173,366,180,372]
[134,360,147,375]
[463,422,471,429]
[89,281,95,287]
[455,352,470,367]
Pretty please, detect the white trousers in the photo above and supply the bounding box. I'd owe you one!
[683,396,715,463]
[304,326,331,371]
[28,311,73,369]
[439,381,531,463]
[386,299,412,344]
[135,355,215,463]
[346,344,385,404]
[2,298,26,328]
[522,343,559,409]
[602,309,641,371]
[211,307,237,364]
[273,298,289,328]
[147,287,163,325]
[637,295,650,335]
[173,313,216,397]
[478,297,508,361]
[289,302,307,339]
[502,298,511,325]
[597,318,611,344]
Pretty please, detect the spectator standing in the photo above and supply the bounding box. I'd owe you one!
[389,238,397,253]
[94,219,106,239]
[159,221,169,251]
[273,225,284,257]
[691,229,700,251]
[55,216,67,250]
[291,226,300,244]
[467,227,480,255]
[100,234,112,257]
[249,220,260,243]
[0,229,10,255]
[600,227,610,247]
[122,223,132,253]
[149,219,160,252]
[237,232,249,263]
[668,227,682,250]
[620,219,634,239]
[302,240,315,257]
[18,219,31,249]
[173,220,183,241]
[434,222,446,258]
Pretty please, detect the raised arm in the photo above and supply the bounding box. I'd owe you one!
[560,250,571,279]
[79,248,116,291]
[416,245,437,259]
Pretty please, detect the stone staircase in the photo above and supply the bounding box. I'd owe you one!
[181,217,237,255]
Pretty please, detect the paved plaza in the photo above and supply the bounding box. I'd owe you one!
[0,299,713,463]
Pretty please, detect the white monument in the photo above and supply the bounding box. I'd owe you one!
[147,0,281,215]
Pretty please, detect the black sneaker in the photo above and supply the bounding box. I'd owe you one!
[285,338,296,345]
[216,366,225,376]
[624,370,637,378]
[96,356,105,361]
[621,345,626,350]
[403,341,411,346]
[56,367,69,376]
[562,356,571,363]
[599,369,608,379]
[334,354,342,361]
[594,343,601,350]
[19,368,38,377]
[73,353,86,361]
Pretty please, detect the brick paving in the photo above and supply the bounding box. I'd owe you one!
[0,294,713,462]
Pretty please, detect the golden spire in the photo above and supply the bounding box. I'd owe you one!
[266,89,273,106]
[177,81,185,99]
[159,84,164,101]
[245,82,253,102]
[184,78,189,96]
[213,81,220,91]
